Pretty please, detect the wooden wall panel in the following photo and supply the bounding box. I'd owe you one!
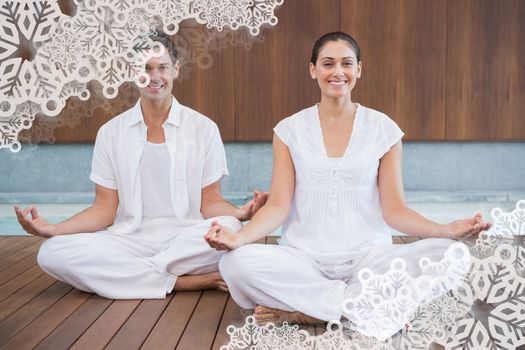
[25,0,525,143]
[172,36,235,141]
[341,0,447,140]
[446,0,525,140]
[233,0,340,141]
[44,83,137,143]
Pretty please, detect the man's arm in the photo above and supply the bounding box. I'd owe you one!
[15,184,119,237]
[200,181,266,221]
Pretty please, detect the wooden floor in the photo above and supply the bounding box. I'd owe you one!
[0,235,416,350]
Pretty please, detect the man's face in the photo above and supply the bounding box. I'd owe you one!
[139,50,179,103]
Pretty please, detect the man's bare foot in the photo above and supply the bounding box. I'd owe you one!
[174,271,228,292]
[253,305,325,326]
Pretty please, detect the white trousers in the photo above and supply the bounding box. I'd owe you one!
[220,238,466,336]
[37,216,241,299]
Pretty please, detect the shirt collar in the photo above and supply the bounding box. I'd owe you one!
[127,96,181,127]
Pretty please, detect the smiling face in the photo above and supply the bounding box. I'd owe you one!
[139,50,179,104]
[309,39,362,99]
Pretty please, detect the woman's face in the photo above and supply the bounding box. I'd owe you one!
[310,40,361,99]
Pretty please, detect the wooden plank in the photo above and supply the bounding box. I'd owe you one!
[105,297,172,350]
[0,240,42,272]
[0,237,26,255]
[1,289,90,350]
[0,237,41,260]
[176,290,229,350]
[0,274,56,322]
[0,254,38,285]
[392,236,404,244]
[446,0,525,140]
[70,299,141,350]
[234,0,340,141]
[399,236,422,244]
[211,296,246,350]
[141,291,201,350]
[0,264,44,302]
[266,236,279,245]
[315,324,326,336]
[34,295,112,350]
[0,282,72,347]
[303,325,316,337]
[342,0,447,141]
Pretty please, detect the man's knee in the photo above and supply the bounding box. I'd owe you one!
[214,216,242,231]
[37,235,69,274]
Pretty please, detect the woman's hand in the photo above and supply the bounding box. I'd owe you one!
[237,190,269,221]
[14,206,59,238]
[440,213,492,240]
[204,221,243,251]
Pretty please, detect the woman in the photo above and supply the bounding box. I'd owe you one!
[205,32,490,340]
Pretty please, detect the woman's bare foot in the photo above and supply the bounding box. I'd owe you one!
[174,271,228,292]
[253,305,325,325]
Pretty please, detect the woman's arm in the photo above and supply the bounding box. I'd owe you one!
[378,141,491,239]
[205,134,295,249]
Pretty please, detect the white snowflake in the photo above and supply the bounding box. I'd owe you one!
[444,242,525,348]
[45,25,83,67]
[221,317,392,350]
[422,294,463,329]
[0,0,282,151]
[342,243,470,341]
[385,292,469,350]
[223,201,525,350]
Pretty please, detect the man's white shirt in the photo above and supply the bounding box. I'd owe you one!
[89,96,229,233]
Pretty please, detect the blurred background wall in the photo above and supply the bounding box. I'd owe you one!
[22,0,524,143]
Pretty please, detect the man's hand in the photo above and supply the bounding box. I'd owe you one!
[440,213,492,240]
[204,221,243,250]
[14,206,59,238]
[237,190,269,221]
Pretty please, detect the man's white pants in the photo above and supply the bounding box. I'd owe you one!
[37,216,241,299]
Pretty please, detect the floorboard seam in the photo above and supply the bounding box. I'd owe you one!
[174,290,203,350]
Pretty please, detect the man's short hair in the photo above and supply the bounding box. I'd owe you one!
[149,31,178,64]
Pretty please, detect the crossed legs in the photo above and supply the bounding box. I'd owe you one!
[37,216,241,299]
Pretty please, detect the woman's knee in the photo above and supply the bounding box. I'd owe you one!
[219,246,257,283]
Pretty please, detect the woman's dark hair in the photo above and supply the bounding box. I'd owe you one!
[310,31,361,64]
[149,31,178,64]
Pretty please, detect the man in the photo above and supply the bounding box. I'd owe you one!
[14,32,266,299]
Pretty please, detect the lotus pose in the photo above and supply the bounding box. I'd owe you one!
[15,32,267,299]
[205,32,490,339]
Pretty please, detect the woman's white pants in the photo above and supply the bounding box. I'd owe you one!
[219,238,468,339]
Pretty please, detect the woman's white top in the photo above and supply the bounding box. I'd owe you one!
[140,142,176,218]
[273,104,404,263]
